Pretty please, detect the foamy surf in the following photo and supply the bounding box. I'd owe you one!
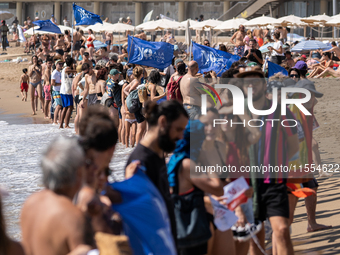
[0,121,132,240]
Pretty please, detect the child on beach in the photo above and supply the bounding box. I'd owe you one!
[19,68,29,101]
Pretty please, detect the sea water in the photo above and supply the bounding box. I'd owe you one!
[0,121,133,240]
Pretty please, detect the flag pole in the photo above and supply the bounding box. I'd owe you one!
[33,26,36,54]
[71,2,75,58]
[189,39,192,61]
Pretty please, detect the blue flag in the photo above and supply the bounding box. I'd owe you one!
[110,169,176,255]
[127,35,174,69]
[192,42,240,77]
[73,4,103,26]
[267,61,288,78]
[32,20,62,34]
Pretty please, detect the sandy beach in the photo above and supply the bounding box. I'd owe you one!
[1,43,340,254]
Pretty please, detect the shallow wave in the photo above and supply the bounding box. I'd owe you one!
[0,122,132,240]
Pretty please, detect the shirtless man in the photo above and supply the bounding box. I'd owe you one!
[20,68,29,101]
[79,52,92,67]
[54,34,66,56]
[43,58,53,118]
[180,61,215,119]
[73,28,82,60]
[77,106,139,235]
[21,137,93,255]
[28,55,44,115]
[94,47,109,62]
[41,34,50,50]
[230,25,246,57]
[64,30,72,52]
[105,31,113,50]
[321,41,340,61]
[282,51,295,68]
[135,30,147,40]
[82,64,97,106]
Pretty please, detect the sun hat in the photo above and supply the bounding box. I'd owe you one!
[55,59,64,65]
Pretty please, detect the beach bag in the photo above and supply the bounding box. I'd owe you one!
[112,82,123,108]
[172,186,211,249]
[167,76,183,102]
[100,92,109,106]
[126,89,141,113]
[63,69,73,95]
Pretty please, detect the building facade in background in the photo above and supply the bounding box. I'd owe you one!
[0,0,338,37]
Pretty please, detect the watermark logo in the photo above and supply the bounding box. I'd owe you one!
[201,84,312,116]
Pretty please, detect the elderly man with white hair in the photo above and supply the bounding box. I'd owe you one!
[21,137,93,255]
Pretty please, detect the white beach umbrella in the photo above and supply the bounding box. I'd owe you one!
[135,20,153,30]
[190,19,222,30]
[301,14,332,23]
[214,18,248,31]
[243,15,278,27]
[86,22,114,33]
[181,19,198,27]
[276,15,305,26]
[106,23,135,33]
[136,18,184,31]
[0,11,14,20]
[58,25,72,33]
[326,14,340,26]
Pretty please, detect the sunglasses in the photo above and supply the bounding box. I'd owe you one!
[290,74,299,78]
[204,43,210,46]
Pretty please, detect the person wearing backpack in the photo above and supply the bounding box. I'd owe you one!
[166,62,186,103]
[106,69,122,136]
[123,66,146,144]
[180,61,216,120]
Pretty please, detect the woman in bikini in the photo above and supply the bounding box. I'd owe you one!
[79,30,87,61]
[95,68,107,104]
[75,66,88,134]
[123,66,146,144]
[28,55,44,115]
[307,52,333,78]
[86,29,95,60]
[121,79,137,148]
[146,69,166,103]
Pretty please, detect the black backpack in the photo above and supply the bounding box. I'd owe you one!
[112,82,122,108]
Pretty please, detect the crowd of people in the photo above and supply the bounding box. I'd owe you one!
[1,19,336,255]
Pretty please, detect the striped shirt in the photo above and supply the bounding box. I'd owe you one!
[247,99,297,184]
